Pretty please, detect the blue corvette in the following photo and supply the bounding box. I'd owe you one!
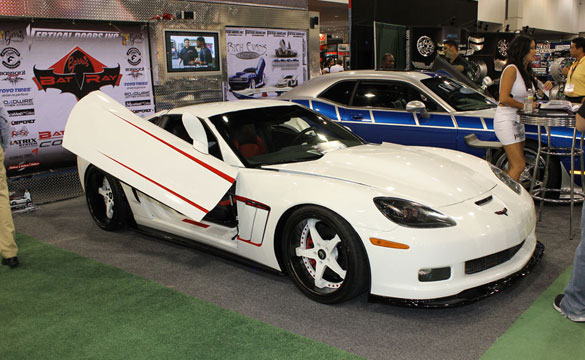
[283,70,580,188]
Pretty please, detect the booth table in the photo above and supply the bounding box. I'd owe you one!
[518,109,585,239]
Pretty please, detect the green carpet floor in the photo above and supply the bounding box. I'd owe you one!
[481,266,585,360]
[0,234,361,360]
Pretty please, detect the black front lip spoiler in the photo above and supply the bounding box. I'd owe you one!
[369,241,545,308]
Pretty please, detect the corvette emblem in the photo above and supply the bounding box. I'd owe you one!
[495,208,508,216]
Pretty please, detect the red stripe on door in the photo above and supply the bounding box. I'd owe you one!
[102,153,208,214]
[112,113,235,183]
[182,219,210,228]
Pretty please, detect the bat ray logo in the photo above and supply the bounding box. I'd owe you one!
[32,47,122,100]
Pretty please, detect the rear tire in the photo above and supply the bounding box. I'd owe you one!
[85,166,131,231]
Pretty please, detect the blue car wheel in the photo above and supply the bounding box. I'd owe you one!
[493,141,561,198]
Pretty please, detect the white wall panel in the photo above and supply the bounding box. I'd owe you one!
[479,0,581,34]
[522,0,579,33]
[478,0,506,24]
[579,1,585,33]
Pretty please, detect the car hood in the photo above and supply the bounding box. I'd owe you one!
[263,143,497,208]
[232,72,252,78]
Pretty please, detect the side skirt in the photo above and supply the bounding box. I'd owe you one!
[133,224,285,276]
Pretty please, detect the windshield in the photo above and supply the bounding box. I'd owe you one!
[421,77,496,111]
[209,105,365,167]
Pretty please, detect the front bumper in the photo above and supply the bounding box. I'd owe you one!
[369,241,544,307]
[229,79,251,90]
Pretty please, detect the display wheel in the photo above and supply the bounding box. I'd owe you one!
[417,36,435,57]
[497,39,509,58]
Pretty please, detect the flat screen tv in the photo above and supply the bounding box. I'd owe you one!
[164,30,220,73]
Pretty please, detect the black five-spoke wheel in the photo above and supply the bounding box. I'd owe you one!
[85,166,131,231]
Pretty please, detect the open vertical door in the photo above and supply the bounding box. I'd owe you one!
[63,91,238,222]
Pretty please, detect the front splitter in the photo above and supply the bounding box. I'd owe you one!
[369,241,545,308]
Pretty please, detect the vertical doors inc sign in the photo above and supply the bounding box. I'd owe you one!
[32,47,121,100]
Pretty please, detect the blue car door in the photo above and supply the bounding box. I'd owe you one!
[340,80,457,149]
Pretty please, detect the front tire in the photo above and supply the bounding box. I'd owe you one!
[85,166,131,231]
[281,206,369,304]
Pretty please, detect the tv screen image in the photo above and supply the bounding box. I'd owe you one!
[165,30,220,73]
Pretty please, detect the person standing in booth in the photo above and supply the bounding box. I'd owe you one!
[380,53,396,70]
[553,105,585,323]
[443,40,467,73]
[563,37,585,104]
[494,35,552,182]
[0,104,19,268]
[329,59,344,73]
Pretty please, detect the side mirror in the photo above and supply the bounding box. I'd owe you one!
[406,100,430,119]
[182,112,208,155]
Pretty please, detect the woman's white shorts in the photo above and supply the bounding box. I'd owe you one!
[494,107,525,145]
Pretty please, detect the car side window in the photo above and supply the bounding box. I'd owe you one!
[352,81,441,112]
[159,115,192,143]
[157,115,222,160]
[318,81,357,105]
[200,120,223,160]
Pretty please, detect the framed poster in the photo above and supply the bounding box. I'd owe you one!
[0,21,154,176]
[225,27,307,100]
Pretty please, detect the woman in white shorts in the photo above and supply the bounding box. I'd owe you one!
[494,35,551,181]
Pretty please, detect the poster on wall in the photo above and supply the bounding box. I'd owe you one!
[225,27,307,100]
[0,21,154,177]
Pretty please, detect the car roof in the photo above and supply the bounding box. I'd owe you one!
[167,99,296,118]
[283,70,434,98]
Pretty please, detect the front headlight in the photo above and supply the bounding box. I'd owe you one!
[373,197,456,228]
[490,164,522,195]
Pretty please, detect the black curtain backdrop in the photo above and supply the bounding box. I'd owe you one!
[351,0,478,69]
[375,23,406,69]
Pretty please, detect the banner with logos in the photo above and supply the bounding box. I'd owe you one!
[0,21,154,177]
[225,27,307,100]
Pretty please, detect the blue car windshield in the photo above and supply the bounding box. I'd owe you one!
[421,77,496,111]
[209,105,365,167]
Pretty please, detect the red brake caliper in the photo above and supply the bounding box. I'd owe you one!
[307,233,316,267]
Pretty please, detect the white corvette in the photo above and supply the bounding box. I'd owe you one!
[63,91,543,305]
